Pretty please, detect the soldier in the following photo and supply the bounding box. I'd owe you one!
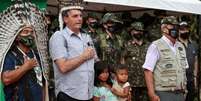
[123,21,150,101]
[99,13,124,67]
[85,13,100,37]
[85,13,102,58]
[143,16,188,101]
[145,10,167,42]
[178,21,199,101]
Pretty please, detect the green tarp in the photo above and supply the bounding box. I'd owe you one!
[0,0,47,12]
[0,80,5,101]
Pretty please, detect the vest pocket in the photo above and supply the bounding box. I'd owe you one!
[161,77,177,87]
[160,61,177,87]
[180,57,187,67]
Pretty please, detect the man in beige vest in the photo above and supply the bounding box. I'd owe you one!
[143,16,189,101]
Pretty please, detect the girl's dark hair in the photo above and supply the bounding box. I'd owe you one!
[94,61,113,87]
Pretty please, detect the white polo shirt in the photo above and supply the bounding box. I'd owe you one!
[142,36,189,72]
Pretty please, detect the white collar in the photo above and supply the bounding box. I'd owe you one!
[161,36,178,47]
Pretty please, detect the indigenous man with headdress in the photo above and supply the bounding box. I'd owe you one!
[0,1,50,101]
[49,0,97,101]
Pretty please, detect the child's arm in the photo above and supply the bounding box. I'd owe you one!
[111,86,130,98]
[93,96,100,101]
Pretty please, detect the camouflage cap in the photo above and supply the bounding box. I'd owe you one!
[130,21,144,31]
[101,13,123,24]
[161,16,178,25]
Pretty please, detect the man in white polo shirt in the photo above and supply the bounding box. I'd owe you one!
[143,16,188,101]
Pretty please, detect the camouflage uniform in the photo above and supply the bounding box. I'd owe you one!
[124,41,150,87]
[146,18,162,42]
[84,13,102,58]
[99,31,124,65]
[124,22,150,101]
[146,10,167,42]
[99,13,124,66]
[85,27,102,58]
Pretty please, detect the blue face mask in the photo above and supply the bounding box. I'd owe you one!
[168,26,179,39]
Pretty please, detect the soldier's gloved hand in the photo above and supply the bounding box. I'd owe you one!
[23,57,38,70]
[81,47,95,61]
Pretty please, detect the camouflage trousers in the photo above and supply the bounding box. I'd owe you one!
[131,87,149,101]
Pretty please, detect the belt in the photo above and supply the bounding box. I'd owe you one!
[156,87,187,94]
[171,89,185,94]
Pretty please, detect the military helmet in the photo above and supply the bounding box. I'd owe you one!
[130,21,144,31]
[161,16,178,25]
[101,13,123,24]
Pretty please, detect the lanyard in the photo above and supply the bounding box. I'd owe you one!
[16,46,35,60]
[16,46,43,86]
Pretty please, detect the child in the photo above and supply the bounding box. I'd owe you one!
[93,61,118,101]
[111,64,131,101]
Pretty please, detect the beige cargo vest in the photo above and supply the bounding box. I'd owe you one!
[153,39,187,91]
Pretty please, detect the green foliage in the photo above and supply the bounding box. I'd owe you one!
[0,0,47,12]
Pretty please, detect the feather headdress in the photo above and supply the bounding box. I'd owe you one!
[0,0,49,81]
[58,0,84,31]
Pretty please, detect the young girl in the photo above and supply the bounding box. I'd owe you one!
[111,64,131,101]
[93,61,118,101]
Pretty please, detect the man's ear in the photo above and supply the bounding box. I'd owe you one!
[161,24,168,34]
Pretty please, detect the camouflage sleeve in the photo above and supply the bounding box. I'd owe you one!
[121,42,128,58]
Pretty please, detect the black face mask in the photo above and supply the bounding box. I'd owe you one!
[168,27,179,39]
[107,25,117,33]
[89,22,99,29]
[123,20,132,27]
[107,24,120,33]
[180,32,189,39]
[133,34,143,40]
